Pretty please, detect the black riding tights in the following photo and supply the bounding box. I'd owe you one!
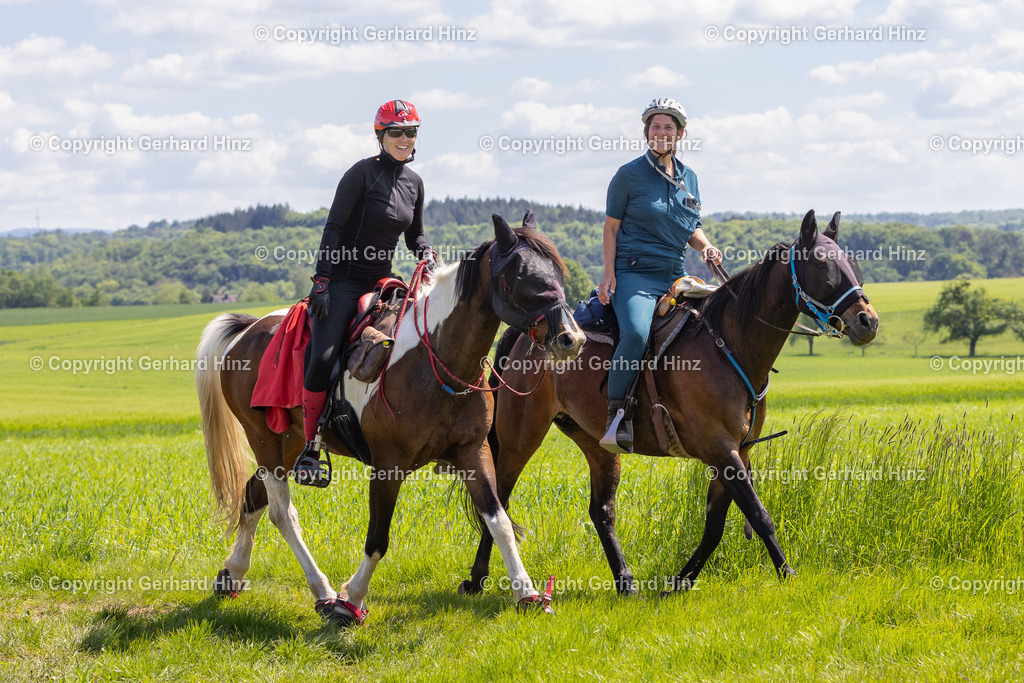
[304,277,380,392]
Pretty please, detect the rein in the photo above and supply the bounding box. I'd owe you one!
[700,248,865,448]
[395,261,551,402]
[707,260,823,338]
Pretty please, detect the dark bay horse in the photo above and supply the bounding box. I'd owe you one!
[462,210,879,595]
[196,213,584,623]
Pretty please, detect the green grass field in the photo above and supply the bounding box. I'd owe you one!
[1,280,1023,681]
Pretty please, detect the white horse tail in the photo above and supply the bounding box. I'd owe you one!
[196,313,258,530]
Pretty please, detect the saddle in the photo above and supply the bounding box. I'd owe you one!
[575,275,716,350]
[321,276,409,467]
[342,277,408,383]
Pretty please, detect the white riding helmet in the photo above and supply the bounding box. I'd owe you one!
[641,97,687,129]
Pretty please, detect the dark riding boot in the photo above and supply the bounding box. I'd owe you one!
[295,388,331,488]
[600,399,633,454]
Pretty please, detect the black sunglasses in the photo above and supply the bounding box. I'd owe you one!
[385,128,418,139]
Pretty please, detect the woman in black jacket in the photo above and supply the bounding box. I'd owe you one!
[295,99,435,487]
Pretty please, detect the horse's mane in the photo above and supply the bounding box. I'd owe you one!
[698,241,792,333]
[455,228,568,302]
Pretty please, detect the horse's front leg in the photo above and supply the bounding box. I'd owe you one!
[457,444,546,611]
[336,473,404,624]
[707,444,794,579]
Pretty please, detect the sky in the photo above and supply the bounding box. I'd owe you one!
[2,0,1024,232]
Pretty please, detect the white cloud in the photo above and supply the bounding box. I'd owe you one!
[811,91,891,111]
[627,66,692,90]
[874,0,1024,32]
[408,89,488,110]
[499,102,636,136]
[510,77,553,99]
[300,124,380,174]
[0,36,114,82]
[420,150,500,189]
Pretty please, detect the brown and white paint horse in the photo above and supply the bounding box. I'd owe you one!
[196,213,584,624]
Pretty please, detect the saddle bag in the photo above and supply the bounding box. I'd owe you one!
[573,288,618,333]
[346,325,394,383]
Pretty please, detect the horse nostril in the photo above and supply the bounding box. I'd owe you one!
[556,333,573,350]
[858,311,875,330]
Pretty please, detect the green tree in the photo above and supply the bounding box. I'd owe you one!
[924,280,1018,357]
[562,258,594,306]
[926,252,986,280]
[901,329,930,357]
[788,314,818,355]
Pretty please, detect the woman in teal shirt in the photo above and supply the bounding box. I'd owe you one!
[597,98,722,453]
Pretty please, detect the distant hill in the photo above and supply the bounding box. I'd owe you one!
[2,198,1022,309]
[707,209,1024,232]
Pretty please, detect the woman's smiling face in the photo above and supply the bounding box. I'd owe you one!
[382,127,417,160]
[646,114,682,155]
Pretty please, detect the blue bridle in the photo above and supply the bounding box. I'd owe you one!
[788,244,866,338]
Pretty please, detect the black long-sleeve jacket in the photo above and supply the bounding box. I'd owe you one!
[314,153,429,280]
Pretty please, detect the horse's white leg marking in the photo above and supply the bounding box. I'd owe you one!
[263,476,334,601]
[340,552,382,610]
[483,511,538,601]
[223,506,265,588]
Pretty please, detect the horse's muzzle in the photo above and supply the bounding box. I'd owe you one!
[545,309,585,362]
[842,300,879,346]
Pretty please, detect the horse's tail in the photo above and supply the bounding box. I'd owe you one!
[196,313,258,530]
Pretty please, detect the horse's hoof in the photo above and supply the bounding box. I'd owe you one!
[778,564,796,580]
[213,568,241,598]
[458,579,484,595]
[315,596,368,627]
[516,595,554,615]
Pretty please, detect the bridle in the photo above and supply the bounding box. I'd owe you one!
[787,244,866,338]
[489,241,575,346]
[701,241,869,448]
[376,243,574,407]
[708,242,869,338]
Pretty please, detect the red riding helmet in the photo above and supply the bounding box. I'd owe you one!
[374,100,420,131]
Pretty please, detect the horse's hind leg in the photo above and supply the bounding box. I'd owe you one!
[216,474,267,596]
[262,469,336,601]
[667,477,731,592]
[574,436,637,595]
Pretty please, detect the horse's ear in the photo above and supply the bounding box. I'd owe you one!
[799,209,818,246]
[492,213,518,253]
[823,211,840,241]
[522,209,537,230]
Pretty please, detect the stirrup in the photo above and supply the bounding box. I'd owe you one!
[294,440,332,488]
[599,406,633,454]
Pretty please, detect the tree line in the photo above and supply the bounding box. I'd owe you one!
[1,199,1022,309]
